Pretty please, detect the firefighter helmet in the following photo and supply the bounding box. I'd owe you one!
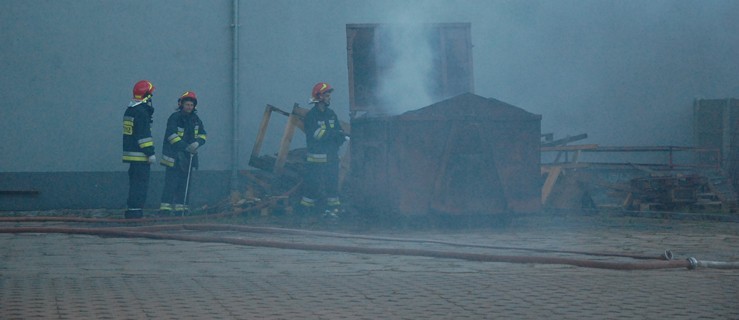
[178,91,198,106]
[311,82,333,100]
[132,80,155,101]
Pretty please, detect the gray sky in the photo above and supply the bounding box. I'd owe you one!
[1,0,737,172]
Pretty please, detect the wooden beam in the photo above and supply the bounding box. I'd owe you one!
[541,144,599,152]
[274,104,302,175]
[540,133,588,147]
[250,105,274,161]
[541,166,562,205]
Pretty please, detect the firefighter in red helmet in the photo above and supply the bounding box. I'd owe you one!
[122,80,156,219]
[300,82,348,222]
[158,90,207,215]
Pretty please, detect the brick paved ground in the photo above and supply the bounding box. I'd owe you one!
[0,213,737,319]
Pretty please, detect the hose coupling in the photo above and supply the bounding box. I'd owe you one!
[687,257,698,270]
[662,250,673,260]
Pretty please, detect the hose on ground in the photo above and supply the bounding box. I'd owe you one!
[1,226,735,270]
[176,223,675,261]
[687,257,739,270]
[34,223,674,261]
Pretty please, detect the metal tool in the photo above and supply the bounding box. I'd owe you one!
[182,153,194,216]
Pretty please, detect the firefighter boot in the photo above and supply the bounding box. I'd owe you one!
[124,208,144,219]
[298,196,319,227]
[174,204,189,216]
[322,207,345,226]
[323,197,343,221]
[159,203,173,216]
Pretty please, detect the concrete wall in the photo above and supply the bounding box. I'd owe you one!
[0,171,239,211]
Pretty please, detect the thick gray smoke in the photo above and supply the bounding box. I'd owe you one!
[375,24,436,114]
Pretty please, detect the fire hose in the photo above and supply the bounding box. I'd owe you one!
[0,217,672,261]
[2,177,737,270]
[0,225,737,270]
[127,223,676,261]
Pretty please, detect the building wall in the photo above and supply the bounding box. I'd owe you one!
[0,1,359,175]
[3,1,738,210]
[0,170,241,211]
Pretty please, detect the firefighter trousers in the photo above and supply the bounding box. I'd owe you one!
[127,162,151,209]
[161,165,189,206]
[302,160,339,207]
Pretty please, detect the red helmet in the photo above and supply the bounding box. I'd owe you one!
[132,80,155,101]
[311,82,333,100]
[178,91,198,106]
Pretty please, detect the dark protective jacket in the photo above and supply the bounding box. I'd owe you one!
[304,105,346,163]
[122,101,155,163]
[159,109,207,169]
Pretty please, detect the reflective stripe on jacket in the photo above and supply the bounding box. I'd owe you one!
[122,102,155,163]
[159,109,207,168]
[304,106,344,163]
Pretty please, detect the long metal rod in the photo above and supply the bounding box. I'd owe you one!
[229,0,241,193]
[183,153,194,211]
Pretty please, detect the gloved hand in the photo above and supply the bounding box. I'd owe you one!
[186,141,200,154]
[334,131,348,145]
[148,155,156,164]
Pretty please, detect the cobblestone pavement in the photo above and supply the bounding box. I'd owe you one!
[0,213,737,319]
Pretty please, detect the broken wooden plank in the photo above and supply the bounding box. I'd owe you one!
[540,133,588,147]
[541,166,562,205]
[274,104,302,175]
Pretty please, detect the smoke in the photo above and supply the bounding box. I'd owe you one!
[375,24,436,115]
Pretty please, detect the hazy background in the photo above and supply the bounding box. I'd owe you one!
[1,0,737,172]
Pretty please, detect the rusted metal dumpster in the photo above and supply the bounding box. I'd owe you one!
[348,93,542,216]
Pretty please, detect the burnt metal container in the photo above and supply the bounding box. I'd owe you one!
[693,98,739,189]
[348,93,542,216]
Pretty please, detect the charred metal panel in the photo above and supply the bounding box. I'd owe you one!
[348,93,541,216]
[346,23,474,116]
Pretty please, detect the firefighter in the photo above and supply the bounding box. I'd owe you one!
[300,82,348,219]
[158,91,207,215]
[122,80,156,219]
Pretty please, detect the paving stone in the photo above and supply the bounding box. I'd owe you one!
[0,215,737,319]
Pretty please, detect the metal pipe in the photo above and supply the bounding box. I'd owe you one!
[183,153,195,214]
[229,0,241,193]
